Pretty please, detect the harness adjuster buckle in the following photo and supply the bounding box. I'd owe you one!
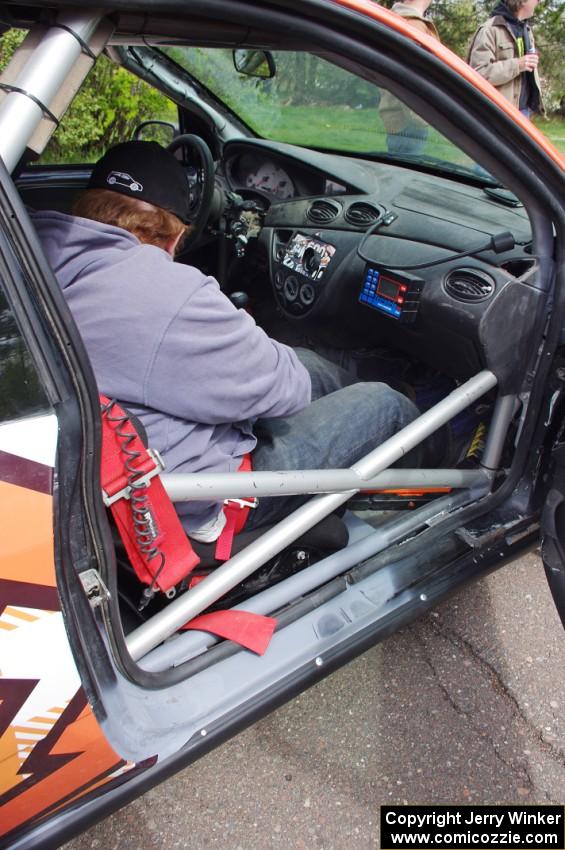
[224,497,258,509]
[102,448,165,507]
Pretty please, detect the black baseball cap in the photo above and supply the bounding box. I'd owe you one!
[87,140,190,223]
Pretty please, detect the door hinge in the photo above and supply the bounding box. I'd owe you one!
[79,569,110,608]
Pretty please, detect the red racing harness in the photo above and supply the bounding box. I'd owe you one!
[100,396,274,653]
[215,452,257,561]
[100,396,200,598]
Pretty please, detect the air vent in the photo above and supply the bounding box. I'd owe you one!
[444,268,495,303]
[344,202,382,227]
[306,199,341,224]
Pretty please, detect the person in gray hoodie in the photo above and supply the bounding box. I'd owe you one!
[31,141,419,543]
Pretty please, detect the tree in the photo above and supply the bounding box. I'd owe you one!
[534,0,565,113]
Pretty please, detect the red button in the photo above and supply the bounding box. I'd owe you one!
[397,296,404,305]
[400,285,408,293]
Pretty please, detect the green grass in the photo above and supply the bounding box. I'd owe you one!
[254,104,473,165]
[245,103,565,162]
[250,104,384,152]
[532,116,565,154]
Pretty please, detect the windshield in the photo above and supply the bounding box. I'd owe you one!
[159,47,486,180]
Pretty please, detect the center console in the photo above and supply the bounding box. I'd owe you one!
[271,229,424,323]
[272,231,337,315]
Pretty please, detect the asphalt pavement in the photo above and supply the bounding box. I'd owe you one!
[63,549,565,850]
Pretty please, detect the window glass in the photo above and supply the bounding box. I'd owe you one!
[38,55,177,164]
[0,283,49,422]
[161,47,479,176]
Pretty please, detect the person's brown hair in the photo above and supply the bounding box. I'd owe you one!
[72,189,189,253]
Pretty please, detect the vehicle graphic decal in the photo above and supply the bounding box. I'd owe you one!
[0,678,40,796]
[0,690,126,837]
[0,578,60,611]
[0,480,57,588]
[0,441,136,842]
[0,414,58,470]
[0,450,52,495]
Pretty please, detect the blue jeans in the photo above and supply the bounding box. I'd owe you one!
[386,125,428,157]
[245,349,420,529]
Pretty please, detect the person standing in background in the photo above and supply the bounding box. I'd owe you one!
[380,0,440,156]
[390,0,439,38]
[468,0,543,118]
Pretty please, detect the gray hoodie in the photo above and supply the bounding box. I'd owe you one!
[31,209,311,534]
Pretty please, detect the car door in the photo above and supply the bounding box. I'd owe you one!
[0,163,133,846]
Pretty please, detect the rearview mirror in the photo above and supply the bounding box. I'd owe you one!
[233,49,276,79]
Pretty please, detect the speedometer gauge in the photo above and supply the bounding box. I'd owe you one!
[245,161,295,199]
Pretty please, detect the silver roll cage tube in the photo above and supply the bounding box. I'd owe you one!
[140,488,479,671]
[162,468,487,501]
[127,371,503,661]
[141,389,518,671]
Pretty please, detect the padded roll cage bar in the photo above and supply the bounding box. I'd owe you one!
[0,11,112,171]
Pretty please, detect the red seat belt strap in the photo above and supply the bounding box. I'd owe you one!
[214,453,256,561]
[182,610,277,655]
[100,403,276,651]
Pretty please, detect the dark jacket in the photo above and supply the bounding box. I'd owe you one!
[468,4,543,113]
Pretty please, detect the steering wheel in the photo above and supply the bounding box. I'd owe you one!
[167,133,215,250]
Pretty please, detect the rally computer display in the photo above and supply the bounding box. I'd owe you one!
[359,267,423,323]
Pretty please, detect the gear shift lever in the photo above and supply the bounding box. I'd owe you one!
[230,291,249,310]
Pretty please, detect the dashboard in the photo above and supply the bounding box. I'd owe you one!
[17,137,545,394]
[223,139,543,391]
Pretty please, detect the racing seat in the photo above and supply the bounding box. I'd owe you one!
[115,513,349,628]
